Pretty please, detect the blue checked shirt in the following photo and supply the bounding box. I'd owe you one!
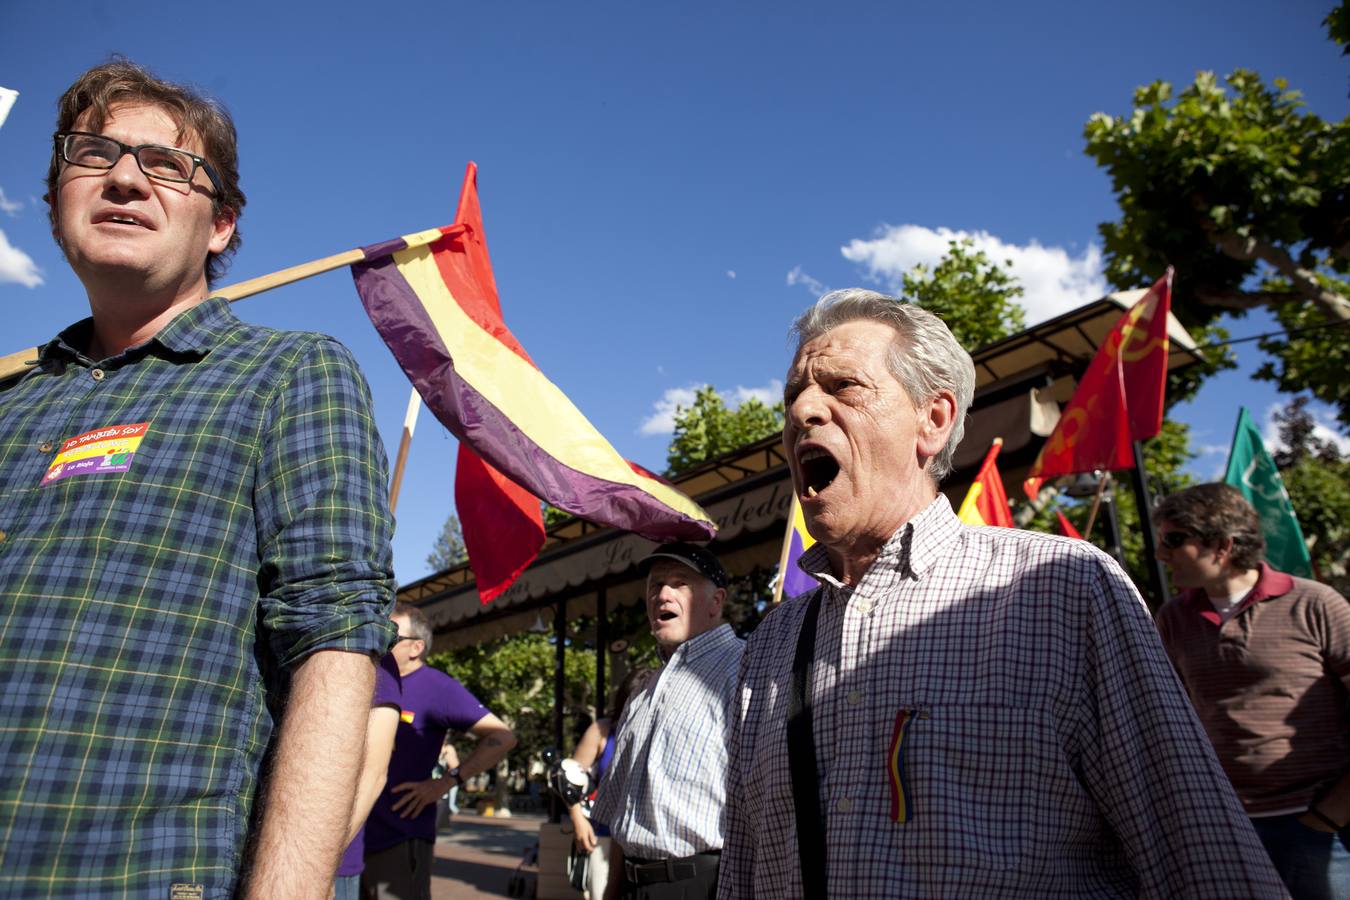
[0,298,397,898]
[719,495,1288,899]
[593,623,744,859]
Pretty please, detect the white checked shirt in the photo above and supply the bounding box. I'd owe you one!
[718,495,1288,899]
[593,623,744,859]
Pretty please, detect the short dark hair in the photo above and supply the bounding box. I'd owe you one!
[392,601,433,648]
[1153,483,1266,571]
[47,58,246,284]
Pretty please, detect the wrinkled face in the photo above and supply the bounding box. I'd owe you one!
[1155,521,1227,589]
[783,319,952,551]
[54,103,234,297]
[390,614,425,669]
[646,559,724,652]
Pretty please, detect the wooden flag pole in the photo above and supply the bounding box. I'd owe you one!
[0,225,460,383]
[771,495,801,605]
[1082,472,1111,539]
[388,387,421,514]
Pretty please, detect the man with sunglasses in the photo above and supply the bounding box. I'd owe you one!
[1155,483,1350,899]
[0,61,397,898]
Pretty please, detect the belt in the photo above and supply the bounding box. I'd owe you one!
[623,851,720,885]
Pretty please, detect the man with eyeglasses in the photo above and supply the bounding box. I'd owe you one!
[0,60,397,898]
[1155,483,1350,899]
[362,602,517,900]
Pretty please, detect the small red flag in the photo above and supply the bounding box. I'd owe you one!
[1055,510,1083,540]
[1024,270,1172,499]
[956,438,1015,528]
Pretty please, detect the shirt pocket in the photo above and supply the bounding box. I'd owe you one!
[898,704,1067,870]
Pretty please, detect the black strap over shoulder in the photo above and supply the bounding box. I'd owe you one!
[787,589,827,897]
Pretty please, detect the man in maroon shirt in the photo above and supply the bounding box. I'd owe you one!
[1155,482,1350,900]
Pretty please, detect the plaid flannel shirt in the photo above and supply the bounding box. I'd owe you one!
[718,494,1288,899]
[592,623,744,859]
[0,298,397,898]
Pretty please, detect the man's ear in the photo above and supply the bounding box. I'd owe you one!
[916,389,959,460]
[208,207,236,255]
[710,587,727,618]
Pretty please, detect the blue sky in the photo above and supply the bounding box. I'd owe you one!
[2,1,1346,582]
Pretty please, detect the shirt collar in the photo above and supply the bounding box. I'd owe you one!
[668,623,738,666]
[38,296,235,366]
[795,493,962,590]
[1178,562,1295,617]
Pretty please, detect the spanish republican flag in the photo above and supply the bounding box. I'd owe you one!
[956,438,1014,527]
[773,496,818,604]
[352,163,716,600]
[1023,269,1173,500]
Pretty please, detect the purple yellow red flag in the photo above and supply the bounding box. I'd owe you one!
[352,163,716,601]
[956,437,1014,528]
[772,495,817,604]
[1023,269,1173,500]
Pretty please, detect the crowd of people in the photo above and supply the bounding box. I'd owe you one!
[1,57,1347,900]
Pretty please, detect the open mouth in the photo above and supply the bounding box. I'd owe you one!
[656,610,678,622]
[799,447,840,498]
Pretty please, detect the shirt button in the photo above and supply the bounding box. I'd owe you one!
[847,690,862,706]
[854,599,872,615]
[0,529,7,543]
[836,798,853,813]
[38,441,54,453]
[91,368,105,381]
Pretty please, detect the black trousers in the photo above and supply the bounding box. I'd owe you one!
[619,853,720,900]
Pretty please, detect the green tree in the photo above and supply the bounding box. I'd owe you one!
[901,237,1027,348]
[1274,396,1350,594]
[426,631,596,800]
[1084,67,1350,424]
[426,514,466,571]
[665,386,784,476]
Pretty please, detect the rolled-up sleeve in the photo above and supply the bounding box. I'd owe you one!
[253,337,397,666]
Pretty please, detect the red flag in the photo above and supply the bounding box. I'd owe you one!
[1055,510,1083,540]
[956,438,1015,528]
[445,172,545,602]
[1023,270,1172,499]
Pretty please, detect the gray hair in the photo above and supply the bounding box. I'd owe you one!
[393,601,433,648]
[790,288,976,482]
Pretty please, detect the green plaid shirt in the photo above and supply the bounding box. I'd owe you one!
[0,297,397,898]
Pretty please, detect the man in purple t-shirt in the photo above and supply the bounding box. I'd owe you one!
[334,653,402,899]
[362,603,517,900]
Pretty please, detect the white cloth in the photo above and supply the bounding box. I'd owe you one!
[592,623,744,858]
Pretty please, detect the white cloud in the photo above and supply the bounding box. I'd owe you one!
[839,224,1107,325]
[786,265,828,297]
[640,380,784,436]
[0,186,21,216]
[0,229,42,287]
[726,270,737,280]
[1260,401,1350,458]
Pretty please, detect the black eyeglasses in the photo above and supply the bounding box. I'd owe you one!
[1158,530,1194,550]
[55,131,222,195]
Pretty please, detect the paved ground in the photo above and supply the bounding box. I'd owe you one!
[431,812,548,899]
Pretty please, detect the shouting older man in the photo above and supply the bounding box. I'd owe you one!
[593,543,744,900]
[717,289,1286,898]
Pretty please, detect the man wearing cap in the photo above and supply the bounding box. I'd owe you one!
[592,543,745,900]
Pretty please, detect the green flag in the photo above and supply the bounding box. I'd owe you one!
[1223,407,1313,577]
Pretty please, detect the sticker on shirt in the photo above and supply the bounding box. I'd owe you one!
[42,422,150,485]
[400,710,416,724]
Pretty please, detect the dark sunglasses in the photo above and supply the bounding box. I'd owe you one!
[1158,530,1194,550]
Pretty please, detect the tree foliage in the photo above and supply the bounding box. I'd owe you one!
[1084,67,1350,423]
[665,386,784,475]
[901,237,1027,348]
[427,632,596,769]
[1274,396,1350,594]
[426,514,467,571]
